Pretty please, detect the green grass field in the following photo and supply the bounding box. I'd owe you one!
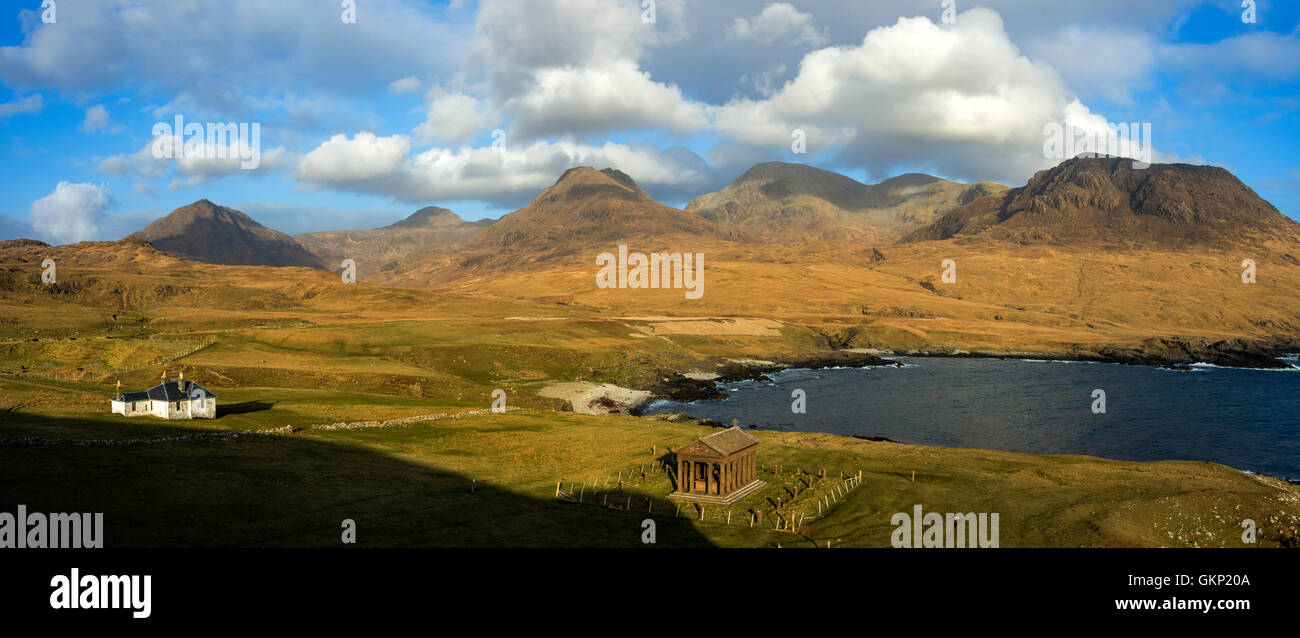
[2,260,1298,548]
[2,375,1297,548]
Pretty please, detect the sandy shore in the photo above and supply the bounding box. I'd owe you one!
[537,382,652,415]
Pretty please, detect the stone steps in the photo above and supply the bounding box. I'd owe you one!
[667,479,767,506]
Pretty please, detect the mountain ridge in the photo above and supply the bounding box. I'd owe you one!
[131,200,324,269]
[686,161,1008,243]
[296,206,492,279]
[905,157,1300,246]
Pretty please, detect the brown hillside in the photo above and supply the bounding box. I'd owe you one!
[388,167,726,286]
[686,162,1006,244]
[906,157,1300,247]
[296,206,491,280]
[132,200,324,268]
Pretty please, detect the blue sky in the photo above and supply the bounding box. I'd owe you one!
[0,0,1297,244]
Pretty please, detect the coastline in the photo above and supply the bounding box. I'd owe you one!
[622,348,1300,486]
[641,342,1298,405]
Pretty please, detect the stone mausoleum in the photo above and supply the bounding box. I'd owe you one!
[669,426,766,505]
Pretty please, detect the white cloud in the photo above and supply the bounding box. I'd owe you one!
[414,91,497,145]
[468,0,701,141]
[388,76,422,94]
[710,8,1149,184]
[0,94,42,118]
[471,0,684,74]
[8,0,1271,221]
[725,3,827,47]
[295,134,710,206]
[0,0,466,112]
[296,132,412,185]
[79,104,111,132]
[505,61,707,140]
[28,182,110,244]
[97,136,293,187]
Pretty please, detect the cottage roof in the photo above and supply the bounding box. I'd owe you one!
[675,426,759,458]
[116,380,216,402]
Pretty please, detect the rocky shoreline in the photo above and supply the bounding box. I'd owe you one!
[643,350,903,405]
[881,337,1298,370]
[551,335,1296,415]
[635,337,1296,407]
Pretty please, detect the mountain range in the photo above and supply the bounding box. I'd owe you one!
[687,161,1007,244]
[16,156,1297,285]
[6,155,1300,368]
[295,206,492,280]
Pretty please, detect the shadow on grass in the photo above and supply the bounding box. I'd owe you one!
[217,401,275,416]
[0,414,717,548]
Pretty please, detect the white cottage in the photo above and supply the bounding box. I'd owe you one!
[111,372,217,419]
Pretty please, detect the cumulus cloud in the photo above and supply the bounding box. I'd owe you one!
[0,0,466,107]
[505,61,707,140]
[97,136,293,188]
[79,104,111,132]
[295,134,712,207]
[28,182,111,244]
[710,8,1151,184]
[0,93,42,118]
[12,0,1271,224]
[414,92,498,145]
[295,132,412,185]
[471,0,686,75]
[468,0,700,141]
[725,3,827,47]
[388,76,422,95]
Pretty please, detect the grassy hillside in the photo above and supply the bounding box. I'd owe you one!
[1,379,1295,548]
[3,235,1298,548]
